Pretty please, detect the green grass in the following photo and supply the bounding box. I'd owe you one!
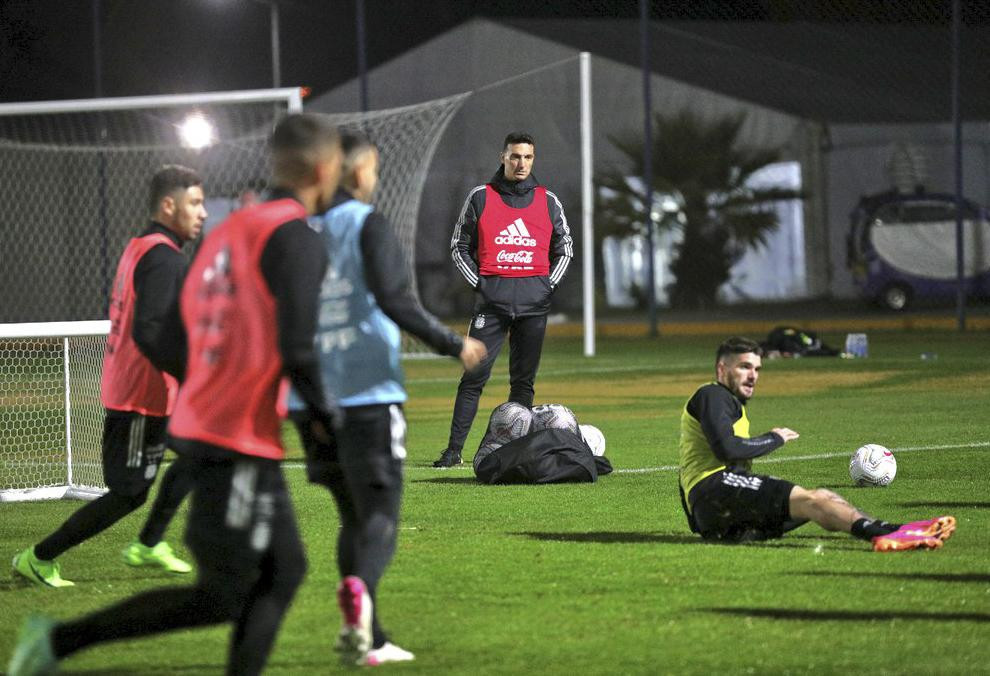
[2,329,989,674]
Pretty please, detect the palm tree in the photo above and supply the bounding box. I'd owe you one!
[597,110,804,309]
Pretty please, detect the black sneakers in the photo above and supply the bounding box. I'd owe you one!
[432,448,463,468]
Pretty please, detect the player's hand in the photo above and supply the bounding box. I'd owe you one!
[459,337,487,371]
[772,427,800,442]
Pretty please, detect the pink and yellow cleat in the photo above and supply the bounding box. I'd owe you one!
[873,515,956,552]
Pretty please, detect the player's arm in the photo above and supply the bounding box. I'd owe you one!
[132,244,187,379]
[688,386,785,461]
[451,186,485,288]
[362,212,464,358]
[545,189,573,289]
[260,219,336,427]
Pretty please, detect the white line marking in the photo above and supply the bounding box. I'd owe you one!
[406,362,698,385]
[282,441,988,475]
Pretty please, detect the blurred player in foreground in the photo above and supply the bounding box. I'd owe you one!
[290,132,484,666]
[678,336,955,551]
[8,114,342,676]
[12,165,205,588]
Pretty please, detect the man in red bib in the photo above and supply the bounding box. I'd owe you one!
[435,132,573,467]
[8,115,342,676]
[12,165,205,588]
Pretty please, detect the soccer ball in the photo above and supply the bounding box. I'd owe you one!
[579,424,606,457]
[475,402,533,471]
[849,444,897,486]
[530,403,579,434]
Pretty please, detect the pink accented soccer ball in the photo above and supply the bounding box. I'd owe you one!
[849,444,897,487]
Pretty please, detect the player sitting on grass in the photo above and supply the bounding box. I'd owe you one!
[678,336,955,552]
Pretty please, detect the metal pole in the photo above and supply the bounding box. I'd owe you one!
[952,0,965,331]
[580,53,595,357]
[92,0,103,97]
[93,0,110,312]
[640,0,657,336]
[357,0,369,111]
[270,2,281,88]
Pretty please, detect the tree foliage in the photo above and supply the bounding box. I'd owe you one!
[596,110,804,309]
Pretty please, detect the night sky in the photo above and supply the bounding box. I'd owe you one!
[1,0,970,106]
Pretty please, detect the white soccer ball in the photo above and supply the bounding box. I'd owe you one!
[849,444,897,486]
[531,403,579,434]
[579,424,606,457]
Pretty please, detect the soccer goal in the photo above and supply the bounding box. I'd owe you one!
[0,86,485,500]
[0,321,109,502]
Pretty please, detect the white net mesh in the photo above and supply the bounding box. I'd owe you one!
[324,94,470,355]
[0,329,107,502]
[0,91,470,356]
[0,90,473,501]
[0,97,294,323]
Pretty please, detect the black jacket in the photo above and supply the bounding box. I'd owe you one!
[451,167,573,317]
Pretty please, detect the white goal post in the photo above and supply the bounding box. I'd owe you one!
[0,321,110,502]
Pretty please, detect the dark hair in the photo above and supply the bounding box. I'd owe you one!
[270,113,341,185]
[715,336,763,366]
[340,131,377,177]
[149,165,202,214]
[503,132,535,150]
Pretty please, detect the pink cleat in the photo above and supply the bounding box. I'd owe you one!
[873,515,956,551]
[872,529,942,552]
[337,575,373,665]
[898,515,956,542]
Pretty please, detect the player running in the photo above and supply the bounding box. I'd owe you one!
[678,336,955,551]
[289,132,485,666]
[12,165,205,588]
[7,114,342,676]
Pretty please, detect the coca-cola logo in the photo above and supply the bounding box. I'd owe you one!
[496,250,534,264]
[494,234,537,246]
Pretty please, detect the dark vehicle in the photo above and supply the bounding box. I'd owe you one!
[847,190,990,310]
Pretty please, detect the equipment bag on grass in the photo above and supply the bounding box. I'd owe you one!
[474,428,613,485]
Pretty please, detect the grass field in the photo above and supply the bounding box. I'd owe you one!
[2,329,989,674]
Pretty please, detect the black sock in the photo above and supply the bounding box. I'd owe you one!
[851,518,901,541]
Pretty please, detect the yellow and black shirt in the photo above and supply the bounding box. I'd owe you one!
[678,382,784,506]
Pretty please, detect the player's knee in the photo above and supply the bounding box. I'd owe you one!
[109,485,150,510]
[278,549,308,595]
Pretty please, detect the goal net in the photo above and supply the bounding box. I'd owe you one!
[0,87,470,501]
[0,322,108,502]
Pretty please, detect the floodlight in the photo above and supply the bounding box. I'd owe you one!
[178,112,215,149]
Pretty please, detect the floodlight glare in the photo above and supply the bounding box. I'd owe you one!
[178,112,215,149]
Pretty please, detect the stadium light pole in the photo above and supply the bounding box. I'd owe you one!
[951,0,965,332]
[356,0,368,111]
[215,0,280,88]
[640,0,658,337]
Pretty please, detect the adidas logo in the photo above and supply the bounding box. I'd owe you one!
[494,218,537,247]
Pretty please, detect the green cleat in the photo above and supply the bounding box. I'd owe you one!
[7,614,57,676]
[121,541,193,574]
[12,548,74,588]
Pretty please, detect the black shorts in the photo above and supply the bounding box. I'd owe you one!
[292,403,405,490]
[688,469,798,542]
[184,455,302,577]
[102,410,168,496]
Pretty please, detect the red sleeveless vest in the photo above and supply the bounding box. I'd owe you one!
[477,185,552,277]
[168,199,306,460]
[100,233,180,416]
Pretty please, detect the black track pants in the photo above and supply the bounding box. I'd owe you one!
[446,312,547,453]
